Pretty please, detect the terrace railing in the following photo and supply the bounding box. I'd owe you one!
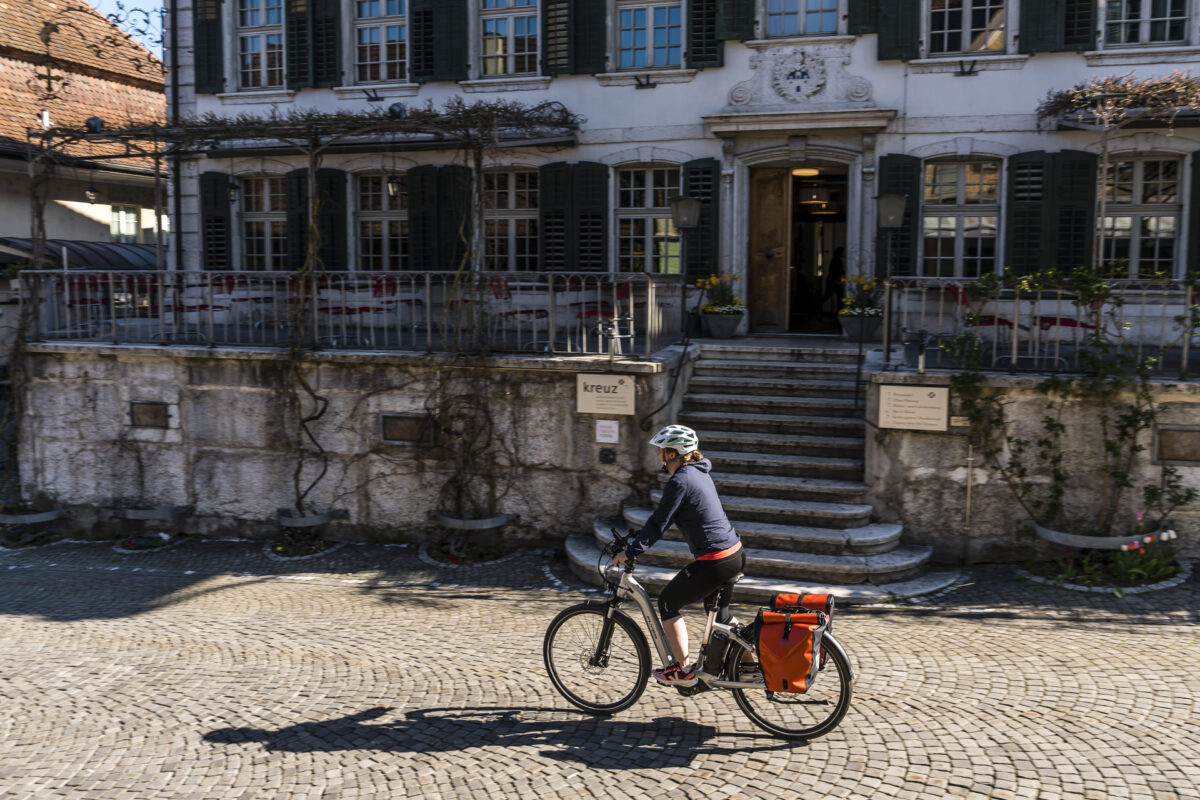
[21,270,686,360]
[883,277,1200,378]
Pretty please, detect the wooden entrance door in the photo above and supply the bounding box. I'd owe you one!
[748,168,792,332]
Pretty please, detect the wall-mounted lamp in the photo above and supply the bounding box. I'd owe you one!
[798,186,832,205]
[228,182,239,203]
[386,174,403,199]
[876,193,908,229]
[791,167,820,177]
[84,184,99,203]
[669,195,702,229]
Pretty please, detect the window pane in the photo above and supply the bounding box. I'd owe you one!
[924,163,958,204]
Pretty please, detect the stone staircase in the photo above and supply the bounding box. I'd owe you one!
[566,341,959,604]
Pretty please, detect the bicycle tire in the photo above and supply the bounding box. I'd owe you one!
[723,632,853,741]
[543,602,650,715]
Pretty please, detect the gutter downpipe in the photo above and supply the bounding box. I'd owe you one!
[169,0,181,272]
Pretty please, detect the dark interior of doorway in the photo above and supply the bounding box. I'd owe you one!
[788,168,847,334]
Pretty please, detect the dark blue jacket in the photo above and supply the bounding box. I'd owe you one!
[625,458,739,561]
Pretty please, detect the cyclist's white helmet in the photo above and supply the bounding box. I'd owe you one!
[649,424,699,455]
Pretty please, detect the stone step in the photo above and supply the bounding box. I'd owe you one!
[697,429,866,458]
[684,392,862,418]
[698,344,862,364]
[592,522,930,584]
[681,410,864,437]
[565,534,961,605]
[701,449,864,481]
[693,359,859,380]
[651,490,872,529]
[621,507,901,555]
[686,374,860,399]
[658,471,867,504]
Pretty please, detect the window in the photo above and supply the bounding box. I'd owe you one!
[920,160,999,277]
[357,174,409,270]
[240,177,288,269]
[766,0,839,37]
[111,205,140,244]
[238,0,285,88]
[1099,158,1181,277]
[483,170,539,270]
[617,166,680,273]
[1105,0,1187,45]
[356,0,408,82]
[480,0,539,76]
[617,2,682,69]
[928,0,1006,55]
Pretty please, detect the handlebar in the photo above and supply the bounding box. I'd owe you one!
[608,528,636,574]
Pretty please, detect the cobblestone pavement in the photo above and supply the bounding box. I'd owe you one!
[1,538,1197,800]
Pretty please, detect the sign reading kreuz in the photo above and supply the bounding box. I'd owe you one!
[576,374,636,415]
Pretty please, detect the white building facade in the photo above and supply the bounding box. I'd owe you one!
[172,0,1200,335]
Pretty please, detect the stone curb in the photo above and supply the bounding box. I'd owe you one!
[1013,557,1193,595]
[262,540,345,562]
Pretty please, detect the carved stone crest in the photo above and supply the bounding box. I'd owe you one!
[771,50,827,102]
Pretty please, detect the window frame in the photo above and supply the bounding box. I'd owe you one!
[613,0,685,71]
[1098,156,1183,278]
[482,169,540,270]
[353,0,410,84]
[615,163,682,274]
[925,0,1009,57]
[236,0,286,90]
[110,205,141,244]
[763,0,842,39]
[1100,0,1192,48]
[477,0,541,79]
[355,173,410,271]
[238,175,289,270]
[917,158,1002,278]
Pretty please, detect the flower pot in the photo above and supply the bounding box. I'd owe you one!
[701,312,743,339]
[838,315,881,342]
[1033,522,1162,551]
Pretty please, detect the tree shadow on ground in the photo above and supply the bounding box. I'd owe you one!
[203,705,801,767]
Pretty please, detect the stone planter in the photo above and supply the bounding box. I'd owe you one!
[433,511,516,531]
[0,507,65,525]
[838,315,881,342]
[118,504,191,522]
[278,508,348,528]
[701,312,743,339]
[1033,522,1161,551]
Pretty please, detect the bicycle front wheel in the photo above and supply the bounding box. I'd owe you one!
[543,602,650,715]
[724,632,853,741]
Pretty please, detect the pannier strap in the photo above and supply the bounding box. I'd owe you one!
[770,592,835,615]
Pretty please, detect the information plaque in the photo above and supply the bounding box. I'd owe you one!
[576,374,636,416]
[879,386,949,432]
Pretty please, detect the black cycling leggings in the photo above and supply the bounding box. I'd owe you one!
[657,549,746,622]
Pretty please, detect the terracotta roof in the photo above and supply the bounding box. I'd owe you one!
[0,54,165,166]
[0,0,163,90]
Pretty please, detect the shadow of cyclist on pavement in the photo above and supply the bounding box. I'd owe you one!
[203,705,800,767]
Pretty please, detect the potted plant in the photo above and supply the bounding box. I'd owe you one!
[837,275,883,341]
[695,273,745,339]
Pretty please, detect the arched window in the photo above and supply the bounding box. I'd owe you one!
[616,164,680,273]
[1099,157,1181,277]
[920,158,1000,277]
[239,176,288,269]
[483,169,539,270]
[356,174,409,270]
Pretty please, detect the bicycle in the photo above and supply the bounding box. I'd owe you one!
[543,530,854,741]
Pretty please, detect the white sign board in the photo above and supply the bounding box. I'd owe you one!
[577,374,636,416]
[879,386,949,432]
[596,420,620,443]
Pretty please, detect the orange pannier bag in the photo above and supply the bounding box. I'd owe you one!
[755,599,830,693]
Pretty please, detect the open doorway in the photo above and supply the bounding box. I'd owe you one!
[747,165,848,334]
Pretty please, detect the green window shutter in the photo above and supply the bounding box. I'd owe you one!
[1018,0,1065,54]
[847,0,879,35]
[877,0,920,61]
[538,162,572,269]
[1063,0,1097,51]
[286,0,312,89]
[876,154,921,276]
[438,165,472,270]
[193,0,225,94]
[1005,151,1053,274]
[199,172,232,269]
[716,0,756,41]
[1189,152,1200,275]
[573,162,610,272]
[312,0,342,87]
[410,0,466,83]
[407,165,438,267]
[688,0,722,68]
[542,0,573,75]
[1052,150,1097,271]
[285,169,309,269]
[682,158,721,281]
[315,169,347,270]
[573,0,607,74]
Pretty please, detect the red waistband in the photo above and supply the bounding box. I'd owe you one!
[697,541,742,561]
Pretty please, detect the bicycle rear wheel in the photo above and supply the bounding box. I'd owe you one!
[724,633,853,740]
[543,602,650,715]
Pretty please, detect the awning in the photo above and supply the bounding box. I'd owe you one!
[0,238,161,270]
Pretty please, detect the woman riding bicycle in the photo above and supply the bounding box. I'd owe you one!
[613,424,743,687]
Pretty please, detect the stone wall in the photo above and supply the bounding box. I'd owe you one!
[866,372,1200,563]
[19,343,697,542]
